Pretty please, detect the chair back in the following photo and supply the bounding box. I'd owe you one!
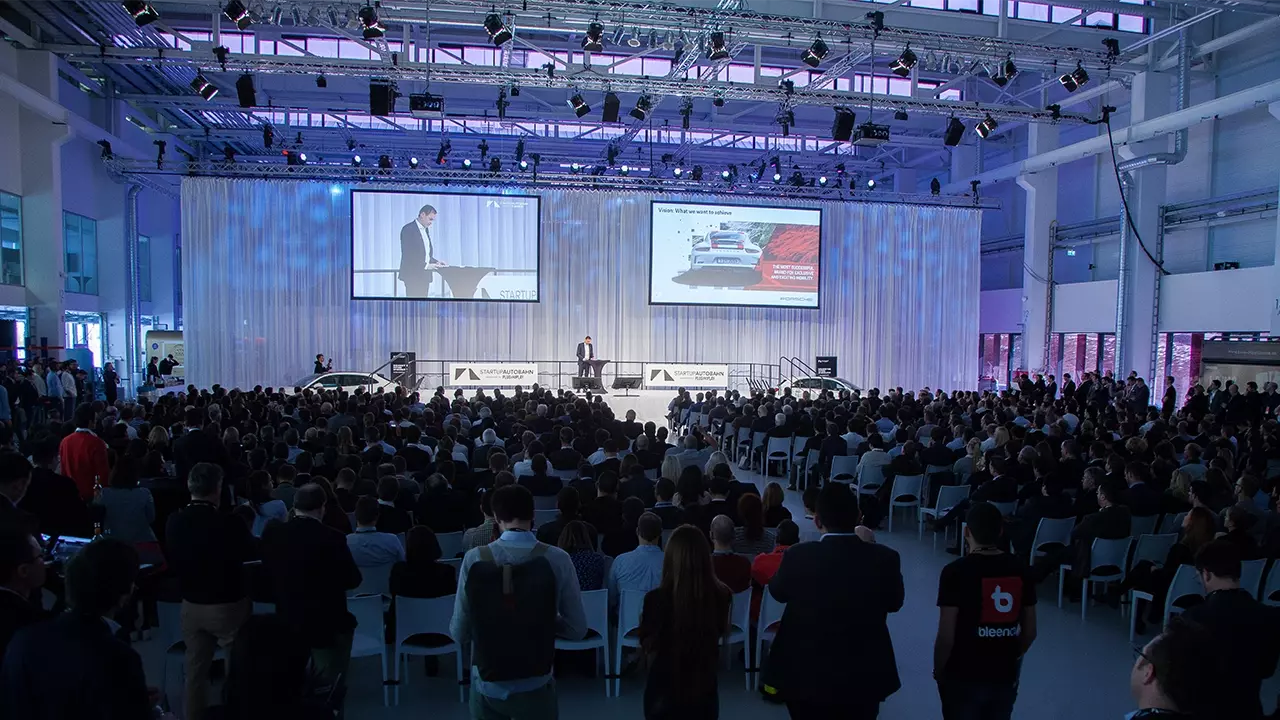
[803,449,820,475]
[1240,558,1267,599]
[393,594,457,647]
[765,437,791,459]
[889,475,923,504]
[532,494,559,511]
[790,435,808,458]
[750,433,767,452]
[347,593,385,647]
[728,588,751,638]
[578,588,610,640]
[856,463,885,493]
[533,508,559,528]
[736,426,751,443]
[441,558,462,570]
[1088,537,1133,577]
[351,562,394,597]
[933,484,970,513]
[829,455,857,483]
[617,590,645,643]
[1166,511,1188,536]
[757,586,786,639]
[436,531,465,560]
[1129,514,1159,537]
[925,464,952,476]
[661,529,674,548]
[1164,564,1205,616]
[1030,517,1075,556]
[989,500,1016,516]
[1130,534,1178,569]
[1262,562,1280,607]
[549,468,578,482]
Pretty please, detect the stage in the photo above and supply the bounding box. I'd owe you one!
[590,389,673,424]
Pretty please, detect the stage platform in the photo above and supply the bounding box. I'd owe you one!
[598,389,672,424]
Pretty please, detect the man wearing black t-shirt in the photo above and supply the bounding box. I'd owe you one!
[933,502,1037,720]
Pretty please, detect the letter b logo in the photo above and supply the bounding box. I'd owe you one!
[981,577,1021,622]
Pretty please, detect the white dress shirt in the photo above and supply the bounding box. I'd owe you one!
[415,219,434,263]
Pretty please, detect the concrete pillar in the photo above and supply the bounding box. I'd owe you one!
[1016,122,1059,373]
[16,52,69,355]
[893,168,917,194]
[1270,103,1280,337]
[1116,68,1172,379]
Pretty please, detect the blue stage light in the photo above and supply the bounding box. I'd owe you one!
[329,185,343,195]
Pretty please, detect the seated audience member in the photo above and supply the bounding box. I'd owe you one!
[1007,476,1074,558]
[390,526,458,599]
[761,482,793,528]
[537,487,592,546]
[519,454,561,497]
[603,497,645,557]
[750,519,799,621]
[1181,540,1280,720]
[207,615,332,720]
[585,471,625,536]
[650,478,681,529]
[701,472,737,530]
[1129,616,1225,720]
[273,464,298,510]
[450,484,587,716]
[243,470,288,538]
[0,528,48,668]
[375,476,413,535]
[934,502,1037,720]
[463,491,498,551]
[347,496,406,568]
[312,477,354,535]
[332,468,359,514]
[1221,505,1260,559]
[619,466,656,508]
[1034,481,1131,593]
[558,520,609,591]
[710,514,751,593]
[636,524,731,720]
[95,456,161,560]
[732,493,777,556]
[1125,506,1216,634]
[794,486,821,542]
[1124,462,1162,518]
[414,473,466,534]
[607,512,665,607]
[0,537,151,719]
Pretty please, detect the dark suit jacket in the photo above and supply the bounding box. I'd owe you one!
[1125,482,1162,518]
[261,516,363,647]
[398,220,435,287]
[575,342,596,361]
[649,503,683,529]
[1183,589,1280,719]
[18,468,92,538]
[1073,505,1132,545]
[173,429,225,482]
[618,476,656,508]
[584,495,624,536]
[0,612,150,719]
[765,536,904,704]
[518,473,563,498]
[414,489,468,534]
[0,591,47,672]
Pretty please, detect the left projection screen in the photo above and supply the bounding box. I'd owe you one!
[351,190,540,301]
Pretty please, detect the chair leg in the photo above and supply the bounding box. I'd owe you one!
[457,652,466,703]
[382,649,390,707]
[1058,567,1065,609]
[614,642,623,697]
[1082,580,1089,621]
[392,648,400,706]
[1128,592,1138,643]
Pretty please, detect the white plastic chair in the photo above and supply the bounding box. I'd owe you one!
[765,437,791,477]
[1130,564,1204,642]
[1241,558,1267,599]
[1059,537,1132,621]
[829,455,858,484]
[350,562,394,598]
[661,529,674,548]
[436,531,465,560]
[989,501,1016,516]
[919,484,970,549]
[1261,562,1280,607]
[748,433,767,471]
[885,475,923,533]
[1030,517,1076,559]
[392,594,465,705]
[347,594,391,706]
[800,449,820,485]
[555,589,612,697]
[1129,534,1179,570]
[732,426,752,460]
[1129,514,1159,537]
[612,590,646,696]
[722,589,752,687]
[788,436,809,481]
[752,587,786,691]
[856,463,885,497]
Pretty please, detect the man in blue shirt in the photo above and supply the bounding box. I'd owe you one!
[606,512,664,608]
[345,497,405,568]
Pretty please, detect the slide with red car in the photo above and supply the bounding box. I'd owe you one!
[648,201,821,308]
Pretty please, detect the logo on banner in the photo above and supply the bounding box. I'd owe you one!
[454,368,483,382]
[650,369,675,382]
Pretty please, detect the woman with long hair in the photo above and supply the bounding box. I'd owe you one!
[390,526,458,599]
[732,494,776,555]
[147,425,171,459]
[336,426,355,455]
[309,476,352,534]
[637,525,730,720]
[558,520,609,591]
[761,482,792,528]
[953,438,982,484]
[703,451,729,478]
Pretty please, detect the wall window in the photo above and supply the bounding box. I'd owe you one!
[979,333,1019,389]
[138,234,152,303]
[63,211,98,295]
[0,192,20,286]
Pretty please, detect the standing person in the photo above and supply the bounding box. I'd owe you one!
[165,463,258,720]
[313,354,332,374]
[146,356,161,385]
[451,484,587,720]
[576,335,596,378]
[43,363,63,419]
[58,404,111,501]
[261,484,363,711]
[763,484,903,720]
[58,361,77,420]
[398,204,447,298]
[933,502,1037,720]
[101,362,118,406]
[0,528,48,669]
[637,525,731,720]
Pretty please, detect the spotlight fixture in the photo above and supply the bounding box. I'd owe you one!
[378,155,392,169]
[352,155,362,167]
[707,31,730,61]
[519,159,529,171]
[570,162,582,173]
[943,116,965,147]
[409,157,419,169]
[691,166,703,181]
[123,1,159,26]
[801,36,829,68]
[789,171,805,187]
[463,158,473,169]
[606,144,620,166]
[435,140,451,165]
[316,75,327,88]
[1102,38,1120,59]
[1059,62,1089,92]
[619,164,630,176]
[1003,55,1018,80]
[213,45,230,71]
[567,93,591,118]
[97,140,113,159]
[484,13,513,46]
[721,168,732,181]
[190,73,218,100]
[672,166,683,177]
[931,178,941,195]
[357,5,384,40]
[867,178,876,189]
[890,45,917,77]
[489,157,502,173]
[712,95,725,108]
[818,176,828,186]
[772,172,782,183]
[510,85,520,97]
[284,150,306,166]
[628,28,641,48]
[629,95,652,121]
[974,114,998,139]
[582,21,605,52]
[223,0,252,30]
[515,138,526,164]
[866,10,885,34]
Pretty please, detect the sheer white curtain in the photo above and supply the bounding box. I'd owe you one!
[182,178,980,391]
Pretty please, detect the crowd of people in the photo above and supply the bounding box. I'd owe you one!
[0,359,1278,719]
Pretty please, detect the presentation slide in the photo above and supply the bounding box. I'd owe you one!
[649,201,821,308]
[351,190,540,301]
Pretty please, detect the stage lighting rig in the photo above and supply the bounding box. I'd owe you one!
[943,117,965,147]
[478,139,490,161]
[484,12,513,46]
[570,162,582,173]
[890,45,917,77]
[707,31,730,61]
[788,170,805,187]
[1059,62,1089,92]
[691,166,703,181]
[568,93,591,118]
[801,36,829,68]
[582,21,605,52]
[867,178,877,189]
[190,73,218,100]
[1046,104,1062,121]
[496,89,509,119]
[212,45,230,71]
[223,146,236,162]
[378,155,393,169]
[316,75,327,88]
[630,95,652,121]
[817,176,828,187]
[263,125,274,148]
[679,98,693,130]
[619,164,630,176]
[1103,38,1120,59]
[97,140,113,159]
[409,157,419,169]
[672,166,683,177]
[285,150,306,166]
[462,158,473,169]
[123,1,158,26]
[712,94,725,108]
[606,143,620,166]
[974,114,998,139]
[358,5,385,40]
[352,155,362,167]
[515,138,525,164]
[866,10,885,34]
[223,1,252,30]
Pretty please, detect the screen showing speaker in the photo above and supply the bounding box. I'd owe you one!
[351,190,540,301]
[648,201,822,308]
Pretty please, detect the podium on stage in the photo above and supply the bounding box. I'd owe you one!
[572,359,609,392]
[433,266,495,299]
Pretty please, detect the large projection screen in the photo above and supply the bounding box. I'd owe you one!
[649,201,822,308]
[351,190,540,301]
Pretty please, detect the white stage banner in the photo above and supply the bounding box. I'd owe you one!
[449,362,538,387]
[644,363,729,389]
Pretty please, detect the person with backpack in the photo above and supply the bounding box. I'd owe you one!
[451,484,587,719]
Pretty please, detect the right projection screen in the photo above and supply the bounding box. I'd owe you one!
[649,200,822,308]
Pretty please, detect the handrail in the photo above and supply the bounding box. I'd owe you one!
[789,356,819,377]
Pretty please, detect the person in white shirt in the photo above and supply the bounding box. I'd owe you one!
[398,204,448,298]
[346,497,406,568]
[606,513,665,608]
[855,435,892,489]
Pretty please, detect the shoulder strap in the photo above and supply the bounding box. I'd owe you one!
[528,542,549,559]
[477,545,494,564]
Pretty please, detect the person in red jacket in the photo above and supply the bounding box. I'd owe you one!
[59,405,111,501]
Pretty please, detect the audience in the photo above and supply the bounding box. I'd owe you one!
[750,519,798,621]
[558,519,609,591]
[732,493,777,555]
[0,528,48,667]
[709,514,751,593]
[1128,616,1223,719]
[607,512,665,607]
[389,526,457,599]
[346,496,406,568]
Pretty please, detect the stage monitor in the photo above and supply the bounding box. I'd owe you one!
[648,201,821,308]
[351,190,540,302]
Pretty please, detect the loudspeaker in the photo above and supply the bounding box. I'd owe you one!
[370,82,396,116]
[235,73,256,108]
[943,117,966,147]
[601,92,621,123]
[831,109,856,142]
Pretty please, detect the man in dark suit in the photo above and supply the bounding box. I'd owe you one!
[398,204,446,298]
[765,484,902,719]
[174,408,226,483]
[261,484,363,708]
[1123,462,1162,519]
[584,471,624,536]
[18,439,91,538]
[0,453,35,534]
[0,528,48,669]
[0,537,150,719]
[649,478,682,528]
[576,335,597,377]
[618,467,656,508]
[550,428,583,471]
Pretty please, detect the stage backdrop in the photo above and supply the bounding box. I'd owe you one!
[182,178,980,392]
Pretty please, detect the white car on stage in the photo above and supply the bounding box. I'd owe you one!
[689,231,763,270]
[776,376,860,394]
[290,371,399,394]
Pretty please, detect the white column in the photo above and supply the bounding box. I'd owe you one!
[1117,68,1172,379]
[1016,122,1059,372]
[16,51,69,353]
[1270,103,1280,337]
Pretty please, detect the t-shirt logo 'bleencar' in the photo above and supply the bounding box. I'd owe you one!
[980,576,1022,624]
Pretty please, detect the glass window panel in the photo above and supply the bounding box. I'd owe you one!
[642,58,672,75]
[1171,333,1193,404]
[1084,334,1100,374]
[338,40,371,60]
[138,235,152,303]
[1101,334,1116,375]
[949,0,980,9]
[1118,14,1146,32]
[760,66,783,77]
[614,57,644,75]
[1051,6,1082,23]
[727,64,753,83]
[1086,11,1115,27]
[1048,334,1062,377]
[981,0,1000,14]
[912,0,946,8]
[0,191,20,286]
[462,47,496,65]
[939,89,963,100]
[888,78,911,96]
[1017,2,1050,20]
